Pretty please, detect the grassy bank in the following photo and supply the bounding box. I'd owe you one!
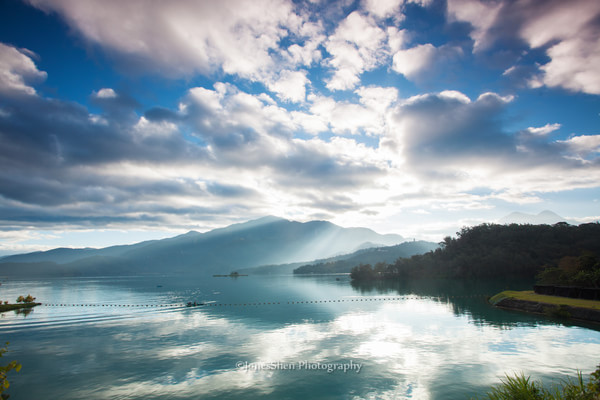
[489,290,600,310]
[0,302,40,313]
[477,365,600,400]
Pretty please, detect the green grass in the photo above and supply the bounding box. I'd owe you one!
[0,303,39,313]
[489,290,600,310]
[477,366,600,400]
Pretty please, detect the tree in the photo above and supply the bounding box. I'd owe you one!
[0,342,21,399]
[15,295,35,304]
[350,264,376,281]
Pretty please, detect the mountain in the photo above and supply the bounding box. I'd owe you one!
[498,210,570,225]
[0,216,404,277]
[292,240,439,275]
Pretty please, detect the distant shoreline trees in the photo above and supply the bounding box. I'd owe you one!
[351,223,600,282]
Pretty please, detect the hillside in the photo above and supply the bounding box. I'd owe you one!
[293,241,438,274]
[351,222,600,281]
[0,216,403,277]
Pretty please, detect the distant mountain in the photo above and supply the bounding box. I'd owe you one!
[0,216,404,277]
[498,210,570,225]
[292,240,439,275]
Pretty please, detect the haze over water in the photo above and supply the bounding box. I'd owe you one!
[1,275,598,399]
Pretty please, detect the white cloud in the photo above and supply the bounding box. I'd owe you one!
[448,0,600,95]
[386,27,408,53]
[0,42,47,95]
[133,117,178,139]
[526,123,561,136]
[267,69,309,103]
[356,86,399,112]
[439,90,471,104]
[476,92,514,104]
[392,44,436,79]
[94,88,117,99]
[539,37,600,95]
[446,0,503,51]
[520,0,600,95]
[26,0,301,83]
[324,11,388,91]
[308,93,392,136]
[362,0,403,19]
[557,135,600,158]
[519,1,599,49]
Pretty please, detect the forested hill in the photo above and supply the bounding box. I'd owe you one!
[293,241,438,274]
[351,223,600,281]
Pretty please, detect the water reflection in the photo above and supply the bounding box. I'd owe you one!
[350,278,600,330]
[1,276,599,399]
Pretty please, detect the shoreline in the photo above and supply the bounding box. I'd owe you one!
[0,302,41,313]
[490,290,600,324]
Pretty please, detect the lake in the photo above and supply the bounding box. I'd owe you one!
[0,275,599,399]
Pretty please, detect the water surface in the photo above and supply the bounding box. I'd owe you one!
[0,275,598,399]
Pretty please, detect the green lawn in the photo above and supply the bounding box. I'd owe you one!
[490,290,600,310]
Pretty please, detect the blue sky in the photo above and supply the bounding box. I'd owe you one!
[0,0,599,254]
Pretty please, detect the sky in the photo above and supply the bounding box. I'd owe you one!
[0,0,599,255]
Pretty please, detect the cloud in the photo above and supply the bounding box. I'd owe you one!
[2,0,600,242]
[392,43,463,81]
[448,0,600,95]
[526,123,561,136]
[308,92,391,136]
[362,0,404,19]
[267,70,309,103]
[392,44,436,79]
[25,0,303,83]
[446,0,503,52]
[181,84,389,189]
[93,88,117,99]
[557,135,600,159]
[324,11,388,90]
[0,43,47,96]
[388,90,600,197]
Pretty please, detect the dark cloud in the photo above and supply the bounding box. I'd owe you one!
[90,88,141,123]
[394,92,514,167]
[144,106,181,122]
[0,88,212,208]
[391,90,600,188]
[205,182,259,198]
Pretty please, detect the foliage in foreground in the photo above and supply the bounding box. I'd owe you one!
[0,343,21,399]
[479,366,600,400]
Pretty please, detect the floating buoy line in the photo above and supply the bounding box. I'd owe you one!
[40,294,490,309]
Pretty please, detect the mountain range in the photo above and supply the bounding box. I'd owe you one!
[498,210,570,225]
[0,216,405,277]
[292,240,439,275]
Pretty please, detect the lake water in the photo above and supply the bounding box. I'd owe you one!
[0,275,599,399]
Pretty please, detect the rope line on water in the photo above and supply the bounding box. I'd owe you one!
[40,294,490,308]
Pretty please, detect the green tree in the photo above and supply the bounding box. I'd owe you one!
[0,342,21,399]
[350,264,376,281]
[15,295,35,304]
